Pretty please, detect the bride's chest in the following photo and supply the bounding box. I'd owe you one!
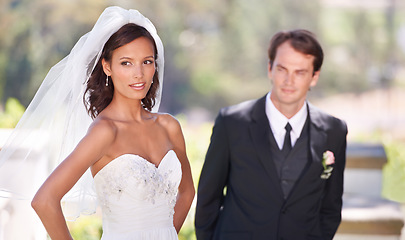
[93,152,182,207]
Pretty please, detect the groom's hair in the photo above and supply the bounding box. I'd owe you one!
[268,29,324,74]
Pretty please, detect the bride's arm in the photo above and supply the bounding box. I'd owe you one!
[164,115,195,233]
[31,119,115,240]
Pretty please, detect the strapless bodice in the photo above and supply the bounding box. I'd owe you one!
[93,150,182,240]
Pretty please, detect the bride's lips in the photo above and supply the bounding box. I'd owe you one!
[129,82,146,90]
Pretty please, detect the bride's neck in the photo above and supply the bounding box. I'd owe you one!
[107,97,147,121]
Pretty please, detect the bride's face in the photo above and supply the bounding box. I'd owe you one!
[102,36,156,101]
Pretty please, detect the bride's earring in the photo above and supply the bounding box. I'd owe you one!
[105,76,109,87]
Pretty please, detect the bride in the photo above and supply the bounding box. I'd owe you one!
[11,6,194,240]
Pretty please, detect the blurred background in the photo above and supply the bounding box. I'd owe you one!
[1,0,405,239]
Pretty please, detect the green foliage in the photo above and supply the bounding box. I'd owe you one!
[349,128,405,203]
[67,215,103,240]
[177,116,211,239]
[382,140,405,203]
[0,0,107,106]
[0,97,25,128]
[179,223,197,240]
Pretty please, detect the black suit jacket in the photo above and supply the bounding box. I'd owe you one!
[195,95,347,240]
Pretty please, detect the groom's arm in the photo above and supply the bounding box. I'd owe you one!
[320,120,348,240]
[195,113,230,240]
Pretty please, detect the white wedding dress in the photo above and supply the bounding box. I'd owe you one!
[93,150,182,240]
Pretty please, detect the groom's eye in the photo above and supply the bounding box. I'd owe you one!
[277,66,286,73]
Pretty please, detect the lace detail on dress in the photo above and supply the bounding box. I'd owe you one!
[94,151,180,217]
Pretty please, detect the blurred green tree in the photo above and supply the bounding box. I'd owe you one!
[0,97,25,128]
[0,0,404,118]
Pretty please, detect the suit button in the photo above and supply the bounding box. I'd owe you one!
[282,208,287,214]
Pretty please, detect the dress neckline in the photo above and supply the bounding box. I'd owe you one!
[93,150,175,179]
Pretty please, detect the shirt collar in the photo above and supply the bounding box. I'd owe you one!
[265,92,308,137]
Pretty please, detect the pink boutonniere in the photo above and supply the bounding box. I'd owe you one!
[321,150,335,179]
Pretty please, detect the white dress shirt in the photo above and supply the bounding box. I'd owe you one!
[265,92,308,150]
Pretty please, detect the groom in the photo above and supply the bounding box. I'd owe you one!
[195,29,347,240]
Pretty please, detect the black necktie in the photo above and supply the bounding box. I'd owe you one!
[282,123,292,155]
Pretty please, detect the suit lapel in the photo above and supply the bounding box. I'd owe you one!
[249,96,284,198]
[286,103,327,204]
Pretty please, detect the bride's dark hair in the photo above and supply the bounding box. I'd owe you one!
[84,23,159,119]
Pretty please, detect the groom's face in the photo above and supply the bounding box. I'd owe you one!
[268,41,320,112]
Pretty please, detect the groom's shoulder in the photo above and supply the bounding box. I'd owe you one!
[219,97,262,120]
[308,102,347,133]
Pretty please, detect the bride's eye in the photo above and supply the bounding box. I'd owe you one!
[144,60,154,65]
[121,61,131,66]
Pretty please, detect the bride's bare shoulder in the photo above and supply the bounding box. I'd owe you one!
[87,115,118,140]
[155,113,183,135]
[154,113,186,152]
